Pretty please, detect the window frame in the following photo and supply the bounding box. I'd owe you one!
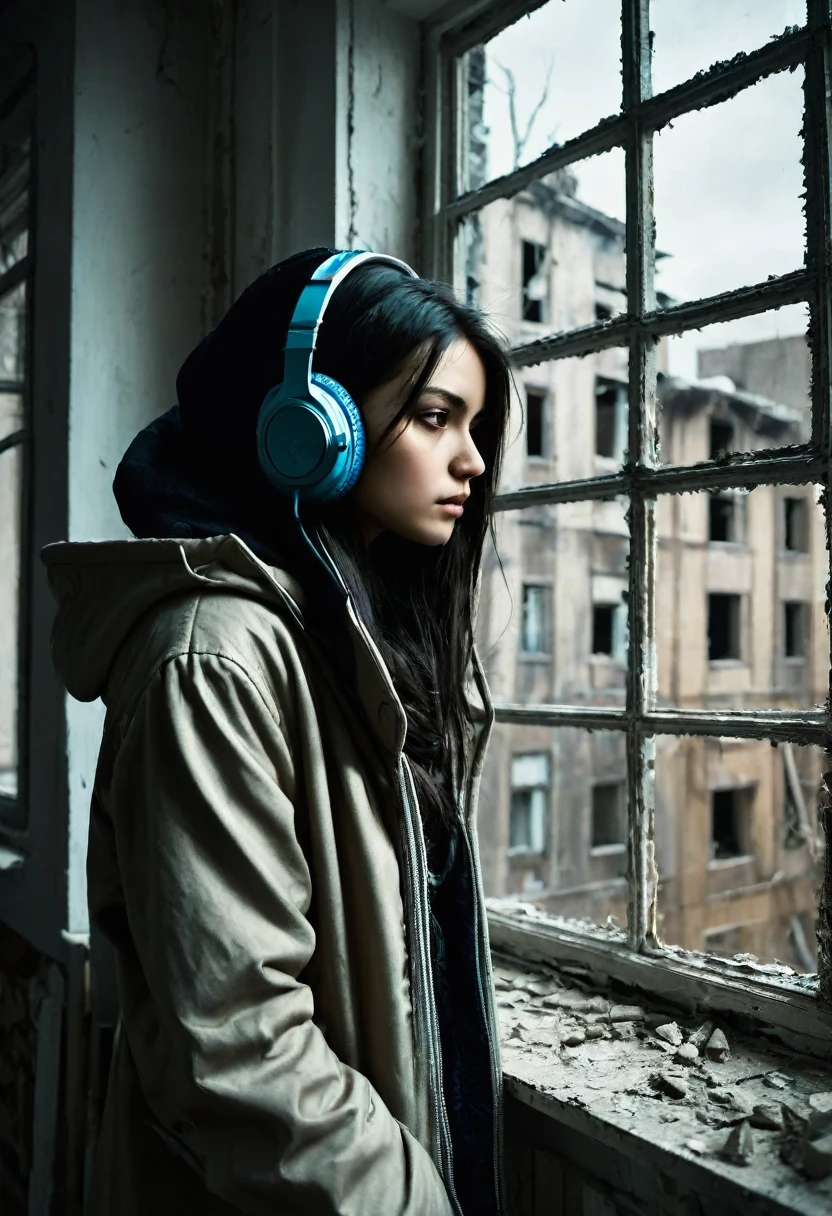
[0,75,34,836]
[424,0,832,1021]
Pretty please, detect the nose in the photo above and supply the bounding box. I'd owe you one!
[451,428,486,481]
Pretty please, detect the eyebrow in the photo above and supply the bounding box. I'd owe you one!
[420,385,485,420]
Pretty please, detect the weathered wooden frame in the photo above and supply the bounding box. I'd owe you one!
[425,0,832,1010]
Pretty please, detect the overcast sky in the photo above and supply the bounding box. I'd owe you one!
[479,0,808,382]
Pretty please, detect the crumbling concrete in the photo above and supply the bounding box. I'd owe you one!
[493,954,832,1212]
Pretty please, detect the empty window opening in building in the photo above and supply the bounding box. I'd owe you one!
[711,787,752,861]
[521,239,547,323]
[783,601,807,658]
[591,782,626,849]
[708,593,742,661]
[708,492,745,543]
[784,497,809,552]
[509,753,550,854]
[709,417,734,459]
[595,380,621,458]
[521,583,549,654]
[525,389,547,458]
[592,604,615,655]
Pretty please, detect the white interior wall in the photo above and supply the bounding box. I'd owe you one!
[63,0,425,939]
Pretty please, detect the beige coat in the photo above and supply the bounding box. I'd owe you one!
[43,533,502,1216]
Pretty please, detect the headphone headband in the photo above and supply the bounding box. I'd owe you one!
[281,250,419,396]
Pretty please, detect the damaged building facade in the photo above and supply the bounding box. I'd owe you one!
[468,170,825,971]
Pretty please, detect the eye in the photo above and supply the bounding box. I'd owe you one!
[421,409,449,429]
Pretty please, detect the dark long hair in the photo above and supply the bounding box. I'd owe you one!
[307,265,512,845]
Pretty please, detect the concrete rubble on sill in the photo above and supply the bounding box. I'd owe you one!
[494,954,832,1214]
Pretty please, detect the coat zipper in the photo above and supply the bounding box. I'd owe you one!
[398,756,463,1216]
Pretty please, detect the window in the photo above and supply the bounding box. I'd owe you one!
[711,787,753,861]
[591,782,625,849]
[595,301,613,323]
[0,86,32,823]
[784,496,809,552]
[525,388,547,458]
[594,379,623,459]
[592,605,614,655]
[708,594,741,661]
[708,492,745,543]
[709,417,734,459]
[784,601,807,658]
[520,584,549,654]
[521,239,547,323]
[591,602,627,661]
[431,1,832,1018]
[509,752,549,854]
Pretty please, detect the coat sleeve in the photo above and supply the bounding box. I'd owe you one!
[106,649,454,1216]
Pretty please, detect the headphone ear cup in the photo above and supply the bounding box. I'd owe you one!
[310,372,366,500]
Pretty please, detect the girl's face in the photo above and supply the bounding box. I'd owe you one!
[353,337,488,546]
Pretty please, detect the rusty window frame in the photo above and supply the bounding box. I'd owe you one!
[424,0,832,1017]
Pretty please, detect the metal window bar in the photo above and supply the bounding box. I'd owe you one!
[429,0,832,997]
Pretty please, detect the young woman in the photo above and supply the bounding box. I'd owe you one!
[43,247,512,1216]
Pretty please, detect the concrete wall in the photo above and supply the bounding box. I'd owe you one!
[0,0,426,949]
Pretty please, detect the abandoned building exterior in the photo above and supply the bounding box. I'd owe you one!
[467,172,824,972]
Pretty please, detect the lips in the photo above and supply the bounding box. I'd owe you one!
[438,494,469,505]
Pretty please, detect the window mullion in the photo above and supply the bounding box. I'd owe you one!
[805,0,832,1006]
[623,0,658,954]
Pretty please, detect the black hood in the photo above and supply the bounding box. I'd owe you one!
[113,246,338,569]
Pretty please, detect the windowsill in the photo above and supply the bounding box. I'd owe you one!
[782,655,808,665]
[496,951,832,1212]
[508,849,547,860]
[486,904,829,1058]
[707,659,747,669]
[593,455,620,472]
[781,549,810,557]
[590,843,626,857]
[707,853,754,870]
[589,654,625,665]
[525,456,553,466]
[518,652,552,662]
[707,539,748,549]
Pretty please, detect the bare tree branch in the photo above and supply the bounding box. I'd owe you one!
[495,57,555,170]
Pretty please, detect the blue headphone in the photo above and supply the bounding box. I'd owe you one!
[255,248,419,602]
[256,249,419,505]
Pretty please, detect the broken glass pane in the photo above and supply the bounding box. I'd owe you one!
[459,0,622,192]
[653,68,805,306]
[650,0,807,97]
[654,735,823,974]
[655,487,828,711]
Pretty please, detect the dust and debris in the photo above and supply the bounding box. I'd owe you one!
[494,952,832,1208]
[720,1120,754,1167]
